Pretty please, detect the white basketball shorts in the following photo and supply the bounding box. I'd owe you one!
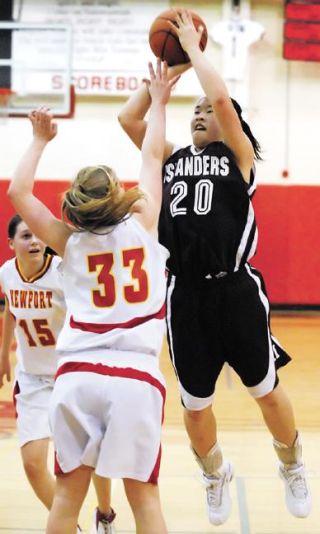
[14,367,54,447]
[49,360,166,483]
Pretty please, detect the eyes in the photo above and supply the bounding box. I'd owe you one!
[20,232,33,240]
[194,107,213,116]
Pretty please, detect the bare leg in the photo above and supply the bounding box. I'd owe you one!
[255,383,296,445]
[184,405,217,456]
[92,474,113,514]
[123,478,167,534]
[21,438,55,509]
[46,465,92,534]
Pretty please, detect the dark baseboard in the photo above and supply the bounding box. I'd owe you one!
[271,304,320,312]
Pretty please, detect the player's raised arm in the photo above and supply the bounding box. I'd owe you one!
[133,59,179,234]
[118,63,188,162]
[7,107,72,256]
[170,9,254,181]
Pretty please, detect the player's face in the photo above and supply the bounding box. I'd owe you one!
[191,97,222,148]
[9,222,46,264]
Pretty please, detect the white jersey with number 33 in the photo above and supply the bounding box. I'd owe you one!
[56,218,169,362]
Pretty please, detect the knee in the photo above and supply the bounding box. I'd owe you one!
[256,389,280,409]
[124,480,159,513]
[21,446,47,480]
[23,457,45,480]
[184,407,210,424]
[127,491,147,511]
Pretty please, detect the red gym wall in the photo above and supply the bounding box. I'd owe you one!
[1,180,319,306]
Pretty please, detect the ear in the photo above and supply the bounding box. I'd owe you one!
[8,238,14,251]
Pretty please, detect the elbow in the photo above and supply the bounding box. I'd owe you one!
[118,110,135,134]
[7,183,24,204]
[7,183,16,200]
[117,111,127,130]
[215,96,230,110]
[7,185,18,210]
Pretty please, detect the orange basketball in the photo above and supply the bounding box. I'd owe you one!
[149,9,208,66]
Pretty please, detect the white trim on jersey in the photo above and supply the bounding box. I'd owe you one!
[190,145,206,156]
[169,143,206,159]
[271,334,285,351]
[235,202,256,270]
[166,273,176,372]
[247,227,258,264]
[244,264,276,398]
[247,163,257,197]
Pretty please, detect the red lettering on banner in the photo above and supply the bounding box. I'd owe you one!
[116,76,139,91]
[51,74,143,93]
[52,75,63,90]
[91,76,102,89]
[127,77,139,90]
[116,77,126,90]
[77,76,89,90]
[104,77,112,90]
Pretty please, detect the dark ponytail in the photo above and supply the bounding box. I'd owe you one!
[8,214,23,239]
[231,98,262,160]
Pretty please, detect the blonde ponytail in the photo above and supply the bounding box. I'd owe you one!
[62,166,143,232]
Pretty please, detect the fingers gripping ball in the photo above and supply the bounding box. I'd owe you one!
[149,9,208,66]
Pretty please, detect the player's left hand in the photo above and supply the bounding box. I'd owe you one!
[29,106,58,142]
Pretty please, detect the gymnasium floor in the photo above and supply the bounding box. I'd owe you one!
[0,313,319,534]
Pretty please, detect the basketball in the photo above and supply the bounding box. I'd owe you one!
[149,9,208,66]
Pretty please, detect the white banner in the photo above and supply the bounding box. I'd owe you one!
[14,0,203,96]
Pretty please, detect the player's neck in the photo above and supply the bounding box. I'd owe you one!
[16,255,47,281]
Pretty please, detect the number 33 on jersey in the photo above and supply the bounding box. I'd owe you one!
[56,218,169,358]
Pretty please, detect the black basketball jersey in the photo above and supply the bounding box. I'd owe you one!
[158,141,257,278]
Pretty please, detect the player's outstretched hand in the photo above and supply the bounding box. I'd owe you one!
[28,106,57,142]
[170,9,204,54]
[147,58,180,106]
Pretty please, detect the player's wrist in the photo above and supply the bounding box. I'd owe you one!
[185,44,202,58]
[32,136,50,150]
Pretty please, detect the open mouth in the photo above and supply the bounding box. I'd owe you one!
[194,124,206,131]
[29,249,41,254]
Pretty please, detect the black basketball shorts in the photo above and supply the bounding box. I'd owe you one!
[166,264,291,410]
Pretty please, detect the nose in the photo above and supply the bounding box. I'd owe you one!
[31,234,40,244]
